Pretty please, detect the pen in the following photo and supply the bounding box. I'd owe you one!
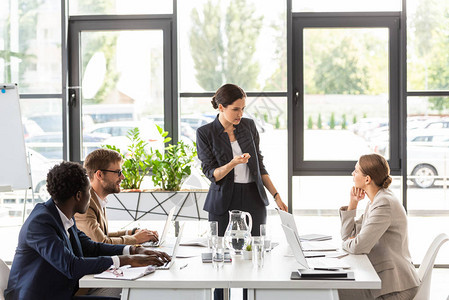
[179,264,188,270]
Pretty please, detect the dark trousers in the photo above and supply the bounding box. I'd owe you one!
[209,182,267,300]
[209,182,267,237]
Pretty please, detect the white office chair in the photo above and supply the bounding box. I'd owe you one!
[413,233,449,300]
[0,258,10,300]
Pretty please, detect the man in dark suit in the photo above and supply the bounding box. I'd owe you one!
[4,161,170,300]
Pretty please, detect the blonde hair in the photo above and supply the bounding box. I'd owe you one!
[359,153,392,188]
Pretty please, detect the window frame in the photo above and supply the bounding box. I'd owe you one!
[291,12,402,176]
[67,14,177,162]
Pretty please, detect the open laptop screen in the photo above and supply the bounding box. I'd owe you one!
[142,206,176,247]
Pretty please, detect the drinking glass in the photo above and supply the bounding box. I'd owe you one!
[212,236,225,269]
[260,224,272,252]
[252,237,264,268]
[208,221,218,250]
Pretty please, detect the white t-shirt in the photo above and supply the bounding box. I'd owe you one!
[231,140,253,183]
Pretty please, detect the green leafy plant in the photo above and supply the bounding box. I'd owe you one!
[342,114,347,129]
[150,125,197,191]
[245,244,252,251]
[103,127,154,190]
[307,115,313,129]
[329,112,336,129]
[317,113,323,129]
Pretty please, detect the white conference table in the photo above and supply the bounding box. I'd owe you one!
[80,243,381,300]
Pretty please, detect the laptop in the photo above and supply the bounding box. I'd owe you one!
[142,206,176,247]
[156,222,185,270]
[281,224,349,270]
[278,210,336,252]
[278,210,299,235]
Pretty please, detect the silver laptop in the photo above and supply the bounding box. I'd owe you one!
[156,222,185,270]
[278,210,336,252]
[278,210,299,235]
[142,206,176,247]
[281,224,349,270]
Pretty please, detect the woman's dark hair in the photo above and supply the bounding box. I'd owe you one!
[359,153,392,188]
[211,83,247,109]
[46,161,89,203]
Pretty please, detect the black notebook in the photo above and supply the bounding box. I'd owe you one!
[291,270,355,280]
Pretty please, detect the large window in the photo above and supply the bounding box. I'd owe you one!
[0,0,61,93]
[292,0,401,13]
[406,0,449,264]
[70,0,172,15]
[0,0,63,261]
[178,0,288,204]
[68,17,174,162]
[1,0,449,267]
[178,0,286,93]
[292,14,400,174]
[407,0,449,91]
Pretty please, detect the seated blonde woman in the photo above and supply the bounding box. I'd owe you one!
[338,153,420,300]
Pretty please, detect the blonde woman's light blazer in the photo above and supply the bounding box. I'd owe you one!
[339,188,420,298]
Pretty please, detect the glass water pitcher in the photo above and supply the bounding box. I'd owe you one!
[224,210,252,254]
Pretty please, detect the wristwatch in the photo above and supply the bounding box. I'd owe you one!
[132,244,143,254]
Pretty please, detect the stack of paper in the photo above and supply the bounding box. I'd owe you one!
[299,234,332,241]
[301,241,337,251]
[94,265,155,280]
[179,237,208,247]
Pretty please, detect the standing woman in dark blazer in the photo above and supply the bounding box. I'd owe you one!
[196,83,288,237]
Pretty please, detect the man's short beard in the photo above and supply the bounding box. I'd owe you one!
[104,182,121,195]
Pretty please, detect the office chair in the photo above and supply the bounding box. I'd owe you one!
[413,233,449,300]
[0,258,10,300]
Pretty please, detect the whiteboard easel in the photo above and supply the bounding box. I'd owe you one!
[0,84,33,222]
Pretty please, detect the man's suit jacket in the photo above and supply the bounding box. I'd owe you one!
[5,199,125,300]
[340,188,420,298]
[75,190,136,244]
[196,116,269,215]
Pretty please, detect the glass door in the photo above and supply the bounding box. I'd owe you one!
[68,17,173,161]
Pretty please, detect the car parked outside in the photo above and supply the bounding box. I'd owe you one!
[144,116,197,143]
[84,119,165,154]
[22,118,44,139]
[408,144,449,188]
[180,115,215,131]
[25,132,108,159]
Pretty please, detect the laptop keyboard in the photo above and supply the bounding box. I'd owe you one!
[142,240,160,247]
[156,260,173,270]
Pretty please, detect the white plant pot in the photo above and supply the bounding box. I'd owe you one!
[105,190,208,221]
[242,250,252,260]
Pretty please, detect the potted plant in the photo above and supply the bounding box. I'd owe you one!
[149,125,197,191]
[103,127,160,191]
[103,125,206,221]
[242,244,252,260]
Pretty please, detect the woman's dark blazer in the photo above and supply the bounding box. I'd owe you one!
[196,116,269,215]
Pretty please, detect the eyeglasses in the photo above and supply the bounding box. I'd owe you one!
[100,169,123,177]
